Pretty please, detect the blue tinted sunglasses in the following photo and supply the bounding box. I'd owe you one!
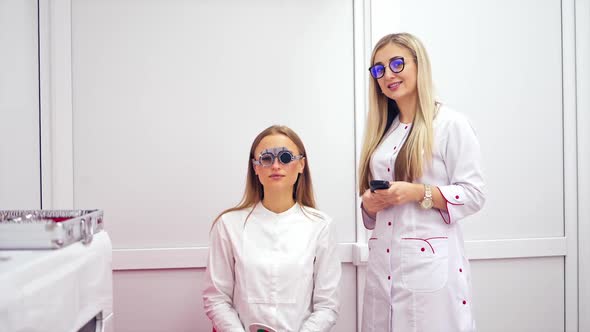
[369,56,405,79]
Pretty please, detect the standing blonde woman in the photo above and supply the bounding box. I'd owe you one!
[203,125,341,332]
[359,33,485,331]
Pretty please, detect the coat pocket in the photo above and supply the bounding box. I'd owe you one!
[400,236,449,292]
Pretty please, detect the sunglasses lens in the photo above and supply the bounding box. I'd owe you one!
[260,154,274,166]
[278,151,293,164]
[390,58,404,73]
[369,64,385,79]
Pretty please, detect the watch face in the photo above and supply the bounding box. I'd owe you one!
[421,199,433,209]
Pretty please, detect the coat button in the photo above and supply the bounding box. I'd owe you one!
[459,268,463,272]
[388,276,391,280]
[463,300,467,305]
[394,146,397,150]
[404,125,408,129]
[386,248,390,253]
[421,247,425,252]
[388,221,392,226]
[455,195,460,199]
[387,167,390,172]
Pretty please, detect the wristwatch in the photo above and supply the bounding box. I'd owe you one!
[419,184,433,209]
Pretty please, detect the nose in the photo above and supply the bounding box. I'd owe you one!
[383,65,397,79]
[271,157,281,169]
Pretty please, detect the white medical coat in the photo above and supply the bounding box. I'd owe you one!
[203,202,341,332]
[361,106,485,332]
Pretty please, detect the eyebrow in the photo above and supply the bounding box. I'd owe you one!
[260,147,290,154]
[374,56,404,64]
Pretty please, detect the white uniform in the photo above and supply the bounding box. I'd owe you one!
[203,202,341,332]
[361,106,486,332]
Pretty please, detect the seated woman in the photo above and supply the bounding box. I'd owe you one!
[202,125,341,332]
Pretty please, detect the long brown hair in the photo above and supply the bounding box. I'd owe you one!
[213,125,317,225]
[358,33,437,195]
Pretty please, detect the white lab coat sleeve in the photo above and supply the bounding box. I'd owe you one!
[202,218,246,332]
[437,114,486,224]
[299,219,342,332]
[360,202,377,230]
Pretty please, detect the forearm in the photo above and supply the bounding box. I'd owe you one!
[205,302,245,332]
[412,183,448,211]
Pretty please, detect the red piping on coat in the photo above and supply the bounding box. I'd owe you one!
[437,187,464,224]
[438,209,451,225]
[401,237,448,254]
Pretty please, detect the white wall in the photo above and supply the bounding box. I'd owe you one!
[70,0,356,248]
[0,0,40,209]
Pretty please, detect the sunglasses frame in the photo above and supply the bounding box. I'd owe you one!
[368,56,406,79]
[252,149,304,167]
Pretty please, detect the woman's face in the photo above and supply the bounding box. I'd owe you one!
[253,134,305,195]
[372,43,418,104]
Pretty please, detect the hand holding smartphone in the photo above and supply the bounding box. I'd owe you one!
[370,180,391,193]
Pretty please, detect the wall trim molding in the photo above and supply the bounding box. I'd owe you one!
[575,0,590,331]
[562,0,580,330]
[39,0,75,210]
[112,237,568,271]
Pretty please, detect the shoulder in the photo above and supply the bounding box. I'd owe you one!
[434,104,470,126]
[214,207,252,230]
[299,205,334,226]
[434,104,478,134]
[300,205,334,232]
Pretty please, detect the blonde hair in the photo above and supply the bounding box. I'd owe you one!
[213,125,318,225]
[358,32,438,195]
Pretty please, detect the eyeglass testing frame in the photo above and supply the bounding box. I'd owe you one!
[368,56,406,79]
[252,147,304,167]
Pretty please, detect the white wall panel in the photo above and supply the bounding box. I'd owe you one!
[113,264,356,332]
[71,0,356,247]
[355,257,564,332]
[471,257,564,332]
[113,268,211,332]
[0,0,40,208]
[396,0,564,240]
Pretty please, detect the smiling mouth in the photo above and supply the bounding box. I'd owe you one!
[388,81,402,89]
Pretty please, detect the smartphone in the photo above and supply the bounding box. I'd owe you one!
[370,180,390,192]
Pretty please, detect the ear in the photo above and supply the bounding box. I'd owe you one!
[298,157,306,174]
[251,161,258,176]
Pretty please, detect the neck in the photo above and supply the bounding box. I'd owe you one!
[396,96,418,123]
[262,190,296,213]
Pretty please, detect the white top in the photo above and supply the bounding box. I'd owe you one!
[203,202,341,332]
[361,106,485,332]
